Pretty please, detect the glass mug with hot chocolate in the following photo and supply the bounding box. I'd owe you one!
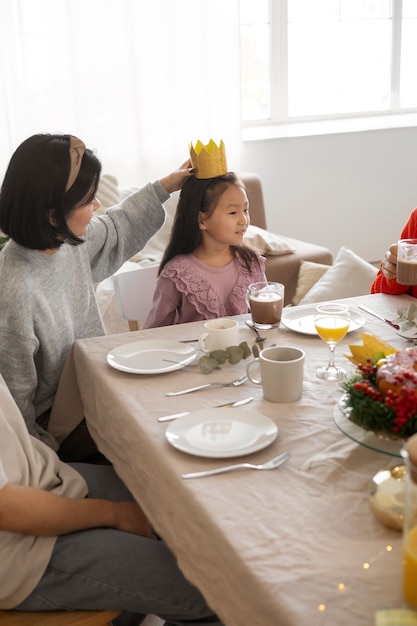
[397,239,417,286]
[246,281,285,330]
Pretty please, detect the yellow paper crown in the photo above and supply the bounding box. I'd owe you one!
[189,139,228,179]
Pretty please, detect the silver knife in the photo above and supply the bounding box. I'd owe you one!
[158,397,254,422]
[358,305,400,330]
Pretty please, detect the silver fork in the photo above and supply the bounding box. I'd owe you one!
[158,396,254,422]
[181,450,291,479]
[166,374,248,396]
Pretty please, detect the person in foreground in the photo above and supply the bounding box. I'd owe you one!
[0,133,193,459]
[0,372,224,625]
[371,207,417,297]
[144,140,266,328]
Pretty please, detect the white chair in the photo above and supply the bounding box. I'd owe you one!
[112,263,159,331]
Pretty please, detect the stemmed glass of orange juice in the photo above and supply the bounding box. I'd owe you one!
[314,303,350,381]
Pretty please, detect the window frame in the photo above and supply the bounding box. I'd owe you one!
[241,0,417,131]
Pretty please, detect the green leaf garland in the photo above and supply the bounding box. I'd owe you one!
[199,340,263,374]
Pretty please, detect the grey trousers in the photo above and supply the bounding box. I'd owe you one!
[16,464,224,626]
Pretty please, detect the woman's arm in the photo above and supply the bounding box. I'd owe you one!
[0,483,156,539]
[159,159,193,193]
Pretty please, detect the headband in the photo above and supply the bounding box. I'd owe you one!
[65,135,86,191]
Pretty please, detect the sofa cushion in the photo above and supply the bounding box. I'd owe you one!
[130,192,180,263]
[244,225,294,256]
[298,247,378,305]
[96,173,120,211]
[292,260,330,306]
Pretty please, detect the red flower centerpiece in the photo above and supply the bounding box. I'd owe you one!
[342,335,417,440]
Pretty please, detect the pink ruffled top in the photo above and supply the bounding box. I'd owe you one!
[143,251,266,328]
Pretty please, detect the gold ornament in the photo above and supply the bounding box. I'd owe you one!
[368,464,406,530]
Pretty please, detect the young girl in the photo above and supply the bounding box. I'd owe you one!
[144,172,267,328]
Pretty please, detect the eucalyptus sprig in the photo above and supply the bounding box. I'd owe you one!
[199,341,261,374]
[394,303,417,334]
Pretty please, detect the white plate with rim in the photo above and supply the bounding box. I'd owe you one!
[280,305,365,336]
[165,408,278,458]
[107,340,196,374]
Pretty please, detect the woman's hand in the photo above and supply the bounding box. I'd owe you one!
[0,483,157,540]
[112,501,157,540]
[159,159,194,194]
[380,243,398,280]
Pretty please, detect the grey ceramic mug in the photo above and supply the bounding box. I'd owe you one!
[246,345,305,402]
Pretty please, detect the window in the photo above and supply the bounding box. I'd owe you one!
[240,0,417,125]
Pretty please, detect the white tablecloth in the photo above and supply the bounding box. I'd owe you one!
[49,293,417,626]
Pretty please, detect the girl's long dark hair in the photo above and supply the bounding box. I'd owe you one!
[159,172,262,274]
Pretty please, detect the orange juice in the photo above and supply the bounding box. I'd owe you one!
[403,525,417,606]
[314,318,349,344]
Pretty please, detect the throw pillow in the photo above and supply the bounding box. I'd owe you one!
[292,260,331,306]
[244,225,295,256]
[299,246,378,305]
[129,191,179,263]
[96,174,120,214]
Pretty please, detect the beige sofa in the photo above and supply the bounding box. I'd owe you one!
[239,173,332,304]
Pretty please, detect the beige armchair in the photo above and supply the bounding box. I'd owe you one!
[241,173,333,305]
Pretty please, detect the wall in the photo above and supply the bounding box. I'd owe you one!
[242,125,417,263]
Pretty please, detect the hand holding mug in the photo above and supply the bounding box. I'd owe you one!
[397,239,417,285]
[380,243,398,281]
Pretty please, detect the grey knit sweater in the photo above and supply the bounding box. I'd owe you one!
[0,181,167,450]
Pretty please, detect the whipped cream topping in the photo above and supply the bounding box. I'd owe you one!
[378,347,417,389]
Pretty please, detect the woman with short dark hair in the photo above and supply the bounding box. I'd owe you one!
[0,133,192,459]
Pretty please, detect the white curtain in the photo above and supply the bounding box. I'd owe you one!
[0,0,241,186]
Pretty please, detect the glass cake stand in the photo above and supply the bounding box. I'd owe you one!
[333,396,403,458]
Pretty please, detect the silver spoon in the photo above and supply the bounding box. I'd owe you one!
[182,450,291,479]
[245,319,267,342]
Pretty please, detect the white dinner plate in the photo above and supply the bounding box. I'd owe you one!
[107,340,196,374]
[280,305,365,336]
[165,408,278,458]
